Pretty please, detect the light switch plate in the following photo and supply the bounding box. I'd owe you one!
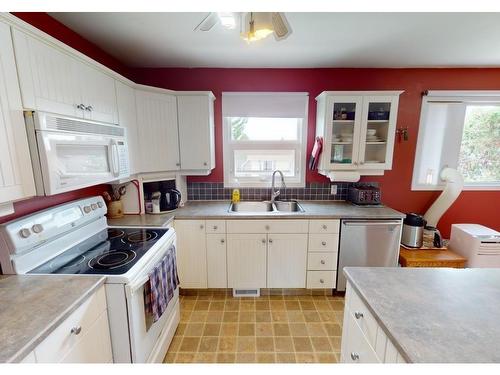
[330,185,338,195]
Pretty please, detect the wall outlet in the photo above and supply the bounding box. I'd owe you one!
[330,185,338,195]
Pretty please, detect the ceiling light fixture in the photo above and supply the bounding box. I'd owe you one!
[241,12,274,43]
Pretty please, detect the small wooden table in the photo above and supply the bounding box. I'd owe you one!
[399,246,467,268]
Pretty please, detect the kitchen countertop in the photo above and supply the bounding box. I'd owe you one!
[343,267,500,363]
[108,200,404,227]
[0,275,106,363]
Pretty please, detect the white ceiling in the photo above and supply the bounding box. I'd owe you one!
[48,12,500,68]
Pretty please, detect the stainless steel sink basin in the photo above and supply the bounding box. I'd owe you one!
[274,200,305,212]
[228,200,304,213]
[229,201,276,212]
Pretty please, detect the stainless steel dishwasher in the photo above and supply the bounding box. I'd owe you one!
[337,219,402,291]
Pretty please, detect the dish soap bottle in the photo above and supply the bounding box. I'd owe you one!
[232,188,240,203]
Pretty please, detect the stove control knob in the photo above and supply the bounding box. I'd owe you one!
[19,228,31,238]
[32,224,44,234]
[97,201,104,208]
[83,206,91,214]
[91,203,98,210]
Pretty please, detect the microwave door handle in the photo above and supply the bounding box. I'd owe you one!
[109,140,120,177]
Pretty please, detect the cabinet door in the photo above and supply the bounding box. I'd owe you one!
[80,63,118,124]
[0,23,35,207]
[177,95,215,171]
[227,234,267,289]
[358,95,400,170]
[326,96,363,170]
[135,90,180,173]
[267,233,307,288]
[12,29,81,117]
[175,220,207,288]
[206,234,227,288]
[116,81,139,174]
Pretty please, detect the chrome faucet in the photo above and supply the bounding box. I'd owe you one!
[270,170,286,204]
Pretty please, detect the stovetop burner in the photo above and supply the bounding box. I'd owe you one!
[30,227,170,275]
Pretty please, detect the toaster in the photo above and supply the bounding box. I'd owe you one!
[348,185,381,205]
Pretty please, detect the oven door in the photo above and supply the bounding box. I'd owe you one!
[124,234,180,363]
[36,130,126,195]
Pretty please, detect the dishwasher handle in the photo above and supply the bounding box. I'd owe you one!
[343,220,401,226]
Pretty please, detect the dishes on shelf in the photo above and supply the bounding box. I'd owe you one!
[367,129,377,136]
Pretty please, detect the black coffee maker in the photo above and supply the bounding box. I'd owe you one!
[160,188,181,211]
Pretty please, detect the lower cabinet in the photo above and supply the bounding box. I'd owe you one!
[227,234,267,289]
[206,233,227,288]
[175,220,207,288]
[267,234,307,288]
[22,285,112,363]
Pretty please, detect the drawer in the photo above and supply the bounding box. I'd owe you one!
[307,252,337,270]
[35,286,107,363]
[205,220,226,234]
[227,220,309,234]
[306,270,336,289]
[309,220,340,234]
[342,312,380,363]
[308,234,339,252]
[347,284,379,349]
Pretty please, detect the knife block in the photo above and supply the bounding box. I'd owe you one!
[107,200,124,219]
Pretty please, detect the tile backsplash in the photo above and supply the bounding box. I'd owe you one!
[187,182,352,201]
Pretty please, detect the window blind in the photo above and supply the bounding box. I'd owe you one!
[222,92,309,118]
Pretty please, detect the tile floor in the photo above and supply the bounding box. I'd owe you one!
[164,293,345,363]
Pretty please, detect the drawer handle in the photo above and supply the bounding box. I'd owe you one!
[71,326,82,335]
[321,241,327,246]
[350,352,359,361]
[319,278,324,284]
[269,239,273,244]
[320,260,326,265]
[220,239,225,244]
[322,225,327,230]
[354,311,364,319]
[262,239,266,244]
[213,225,218,230]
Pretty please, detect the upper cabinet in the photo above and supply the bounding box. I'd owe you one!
[177,93,216,173]
[12,29,118,124]
[115,81,139,174]
[315,91,403,175]
[0,22,35,213]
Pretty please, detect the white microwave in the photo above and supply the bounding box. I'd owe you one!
[25,111,130,196]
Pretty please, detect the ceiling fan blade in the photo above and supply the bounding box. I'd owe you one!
[195,12,219,32]
[272,12,292,40]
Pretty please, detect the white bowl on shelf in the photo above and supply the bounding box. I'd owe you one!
[367,129,377,136]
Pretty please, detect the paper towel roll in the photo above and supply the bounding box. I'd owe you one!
[326,171,361,182]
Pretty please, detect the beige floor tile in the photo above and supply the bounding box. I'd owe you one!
[220,323,238,336]
[296,352,317,363]
[316,352,337,363]
[199,337,219,352]
[303,311,322,322]
[256,337,274,352]
[179,337,201,352]
[256,322,274,336]
[300,301,316,310]
[273,323,291,336]
[175,323,187,336]
[277,352,296,363]
[287,311,305,322]
[329,336,342,350]
[223,311,239,322]
[256,353,276,363]
[285,300,301,310]
[240,301,255,311]
[271,311,288,322]
[184,323,204,336]
[209,301,225,311]
[238,323,255,336]
[307,323,328,336]
[180,310,192,322]
[163,352,176,363]
[319,311,337,322]
[314,301,333,311]
[270,300,286,310]
[218,336,237,352]
[329,300,344,311]
[216,352,236,363]
[293,337,314,352]
[334,311,344,324]
[190,311,208,322]
[236,353,256,363]
[255,301,270,310]
[324,323,342,336]
[255,311,272,322]
[194,352,217,363]
[310,337,332,352]
[169,335,183,351]
[194,300,210,311]
[237,336,256,352]
[274,337,294,352]
[182,300,196,311]
[289,323,309,336]
[206,311,224,323]
[175,352,197,363]
[224,300,240,311]
[203,323,221,336]
[239,311,256,322]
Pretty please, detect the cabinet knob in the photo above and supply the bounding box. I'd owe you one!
[354,311,364,319]
[360,161,365,165]
[319,279,324,284]
[200,225,204,229]
[320,260,326,265]
[268,239,273,244]
[71,326,82,335]
[220,239,225,244]
[354,162,359,166]
[350,352,359,361]
[203,162,208,166]
[261,239,266,244]
[265,225,270,230]
[76,103,86,110]
[213,225,218,230]
[322,225,327,230]
[176,162,181,167]
[321,241,327,246]
[85,105,93,112]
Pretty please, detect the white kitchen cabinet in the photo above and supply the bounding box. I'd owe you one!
[267,233,307,288]
[12,29,117,123]
[175,220,207,288]
[206,234,227,288]
[227,233,267,289]
[177,93,215,173]
[0,22,35,212]
[315,91,402,176]
[135,90,180,173]
[116,81,139,174]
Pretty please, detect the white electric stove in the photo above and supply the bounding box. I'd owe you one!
[0,196,179,363]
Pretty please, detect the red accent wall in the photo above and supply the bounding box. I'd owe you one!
[0,13,132,225]
[132,67,500,237]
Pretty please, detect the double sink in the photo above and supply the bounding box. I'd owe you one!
[228,200,305,213]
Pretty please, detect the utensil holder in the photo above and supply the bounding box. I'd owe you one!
[107,200,124,219]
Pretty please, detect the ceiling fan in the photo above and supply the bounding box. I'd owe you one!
[194,12,292,42]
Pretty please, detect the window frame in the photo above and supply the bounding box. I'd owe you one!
[412,91,500,191]
[222,93,308,188]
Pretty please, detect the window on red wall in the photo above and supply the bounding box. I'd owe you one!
[222,92,308,188]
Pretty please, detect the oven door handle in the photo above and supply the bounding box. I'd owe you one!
[128,274,150,295]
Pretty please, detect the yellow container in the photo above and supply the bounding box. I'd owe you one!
[231,188,240,203]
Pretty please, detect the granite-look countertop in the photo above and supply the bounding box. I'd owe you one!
[0,275,106,363]
[344,267,500,363]
[108,200,404,227]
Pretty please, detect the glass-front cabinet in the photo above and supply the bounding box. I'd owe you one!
[315,91,403,175]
